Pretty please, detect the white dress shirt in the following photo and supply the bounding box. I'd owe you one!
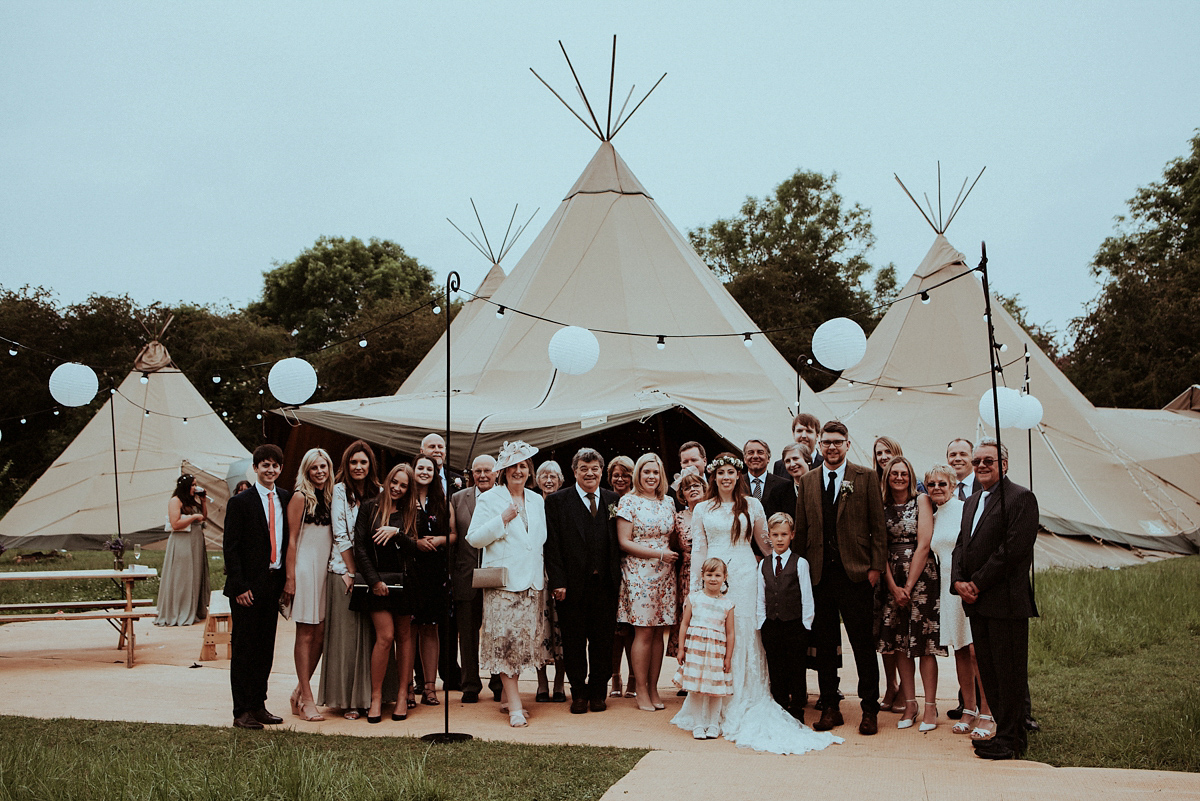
[823,462,848,498]
[255,481,283,568]
[756,550,815,630]
[970,490,991,536]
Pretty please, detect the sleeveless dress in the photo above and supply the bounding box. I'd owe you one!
[154,517,209,626]
[672,498,841,754]
[929,497,971,651]
[672,590,734,695]
[292,494,333,625]
[410,504,450,626]
[877,499,947,657]
[616,494,677,626]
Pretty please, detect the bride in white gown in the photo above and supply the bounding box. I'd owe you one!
[671,453,842,754]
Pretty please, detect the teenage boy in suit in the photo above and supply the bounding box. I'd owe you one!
[223,444,290,730]
[756,512,815,723]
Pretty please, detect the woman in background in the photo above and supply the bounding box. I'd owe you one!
[284,448,335,722]
[666,469,707,668]
[408,454,455,706]
[607,454,638,698]
[156,474,210,627]
[535,460,567,703]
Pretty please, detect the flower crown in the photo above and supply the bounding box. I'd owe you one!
[707,455,744,473]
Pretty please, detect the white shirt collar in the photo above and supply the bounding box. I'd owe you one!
[255,481,276,499]
[575,483,599,505]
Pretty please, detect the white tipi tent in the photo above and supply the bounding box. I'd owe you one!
[287,142,840,467]
[0,342,250,550]
[818,233,1200,562]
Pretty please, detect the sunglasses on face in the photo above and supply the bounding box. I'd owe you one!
[926,481,951,488]
[971,457,998,467]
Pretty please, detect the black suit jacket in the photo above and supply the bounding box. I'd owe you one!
[222,485,291,600]
[544,486,621,596]
[950,476,1039,620]
[764,479,800,522]
[746,471,787,504]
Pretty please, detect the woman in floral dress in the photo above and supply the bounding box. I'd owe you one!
[616,453,678,712]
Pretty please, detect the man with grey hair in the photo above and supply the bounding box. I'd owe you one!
[544,448,622,714]
[451,454,499,703]
[951,437,1038,760]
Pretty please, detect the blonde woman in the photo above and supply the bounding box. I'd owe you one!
[284,448,335,722]
[616,453,679,712]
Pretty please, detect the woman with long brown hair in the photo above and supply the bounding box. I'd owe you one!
[405,453,455,707]
[156,473,210,627]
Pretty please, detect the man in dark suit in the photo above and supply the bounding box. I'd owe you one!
[764,442,812,520]
[947,438,980,500]
[544,447,622,714]
[450,454,501,703]
[952,438,1039,760]
[743,438,787,504]
[223,444,290,730]
[773,412,823,477]
[792,421,887,735]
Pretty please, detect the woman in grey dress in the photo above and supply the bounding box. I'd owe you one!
[155,474,210,627]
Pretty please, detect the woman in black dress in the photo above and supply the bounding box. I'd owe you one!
[354,463,420,723]
[407,454,455,706]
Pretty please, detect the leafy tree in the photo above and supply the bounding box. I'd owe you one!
[996,293,1062,362]
[1066,132,1200,408]
[689,170,896,389]
[250,237,437,353]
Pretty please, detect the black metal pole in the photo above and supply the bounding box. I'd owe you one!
[109,385,123,539]
[978,243,1008,522]
[1024,345,1033,490]
[423,271,472,744]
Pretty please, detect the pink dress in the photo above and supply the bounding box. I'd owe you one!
[616,494,678,626]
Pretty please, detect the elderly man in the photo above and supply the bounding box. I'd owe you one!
[951,438,1039,760]
[450,454,501,703]
[744,439,786,504]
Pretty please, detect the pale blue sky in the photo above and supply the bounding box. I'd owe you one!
[2,1,1197,339]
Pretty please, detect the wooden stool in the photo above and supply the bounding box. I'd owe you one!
[199,591,232,661]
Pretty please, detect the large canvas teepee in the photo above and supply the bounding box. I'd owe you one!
[0,342,250,550]
[818,234,1200,558]
[287,142,839,468]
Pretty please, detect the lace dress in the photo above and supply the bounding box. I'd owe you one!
[877,499,947,657]
[672,498,841,754]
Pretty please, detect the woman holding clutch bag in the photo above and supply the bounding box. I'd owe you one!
[466,440,552,727]
[354,463,420,723]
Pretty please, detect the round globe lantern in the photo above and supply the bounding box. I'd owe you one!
[268,357,318,405]
[49,362,99,407]
[548,326,600,375]
[812,317,867,371]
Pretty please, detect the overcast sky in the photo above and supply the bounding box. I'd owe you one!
[2,1,1197,342]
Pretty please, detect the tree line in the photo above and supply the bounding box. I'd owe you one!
[2,132,1197,515]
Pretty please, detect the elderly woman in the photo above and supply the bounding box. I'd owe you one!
[606,454,637,698]
[925,463,995,740]
[533,460,568,703]
[666,469,707,666]
[466,441,552,727]
[877,455,946,731]
[617,453,679,712]
[156,473,210,627]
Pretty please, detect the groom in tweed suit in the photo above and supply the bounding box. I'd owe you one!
[792,421,887,735]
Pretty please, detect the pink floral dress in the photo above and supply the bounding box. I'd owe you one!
[616,494,677,626]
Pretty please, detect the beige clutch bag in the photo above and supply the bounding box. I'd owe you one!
[471,567,508,589]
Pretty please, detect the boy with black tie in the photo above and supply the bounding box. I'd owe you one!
[756,512,815,723]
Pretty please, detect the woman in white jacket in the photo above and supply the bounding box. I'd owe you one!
[466,440,552,727]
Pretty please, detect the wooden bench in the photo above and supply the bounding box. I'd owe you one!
[0,599,155,613]
[199,590,232,661]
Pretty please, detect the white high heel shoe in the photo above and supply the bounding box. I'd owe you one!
[919,702,938,732]
[897,699,918,729]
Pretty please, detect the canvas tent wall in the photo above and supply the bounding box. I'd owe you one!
[0,342,251,550]
[818,234,1200,559]
[286,142,843,469]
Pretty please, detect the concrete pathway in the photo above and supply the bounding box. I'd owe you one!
[1,616,1196,800]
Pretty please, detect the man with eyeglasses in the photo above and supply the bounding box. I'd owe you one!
[951,438,1039,760]
[792,421,887,735]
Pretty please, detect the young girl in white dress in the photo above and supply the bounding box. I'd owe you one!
[673,557,735,739]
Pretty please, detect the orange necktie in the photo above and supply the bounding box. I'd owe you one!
[267,491,277,563]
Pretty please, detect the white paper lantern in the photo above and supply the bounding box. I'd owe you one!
[1014,394,1044,430]
[268,357,317,405]
[812,317,867,371]
[49,362,98,407]
[978,386,1024,429]
[548,326,600,375]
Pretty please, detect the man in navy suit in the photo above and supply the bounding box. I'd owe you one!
[223,444,290,730]
[951,438,1039,760]
[544,448,622,714]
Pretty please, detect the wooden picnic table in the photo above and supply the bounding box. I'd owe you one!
[0,567,158,667]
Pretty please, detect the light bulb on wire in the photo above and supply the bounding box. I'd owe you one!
[743,333,753,348]
[656,336,665,350]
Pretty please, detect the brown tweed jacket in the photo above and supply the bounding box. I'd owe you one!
[791,461,887,585]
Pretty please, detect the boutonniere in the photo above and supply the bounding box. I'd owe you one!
[607,503,619,518]
[453,478,463,489]
[839,481,855,499]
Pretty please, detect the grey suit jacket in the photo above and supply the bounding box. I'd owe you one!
[450,487,480,602]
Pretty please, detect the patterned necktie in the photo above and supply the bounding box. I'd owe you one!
[753,478,763,499]
[267,491,277,563]
[775,554,783,577]
[587,492,597,517]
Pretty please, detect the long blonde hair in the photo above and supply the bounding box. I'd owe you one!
[295,448,334,518]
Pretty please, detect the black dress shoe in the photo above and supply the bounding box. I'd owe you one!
[535,691,551,703]
[251,709,283,725]
[391,711,406,721]
[975,745,1018,760]
[551,691,568,703]
[233,712,264,730]
[461,691,479,704]
[570,698,589,714]
[589,697,607,712]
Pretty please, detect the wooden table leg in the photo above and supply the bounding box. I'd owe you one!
[122,577,134,666]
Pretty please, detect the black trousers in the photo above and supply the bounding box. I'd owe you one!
[439,602,461,690]
[556,573,618,701]
[812,560,880,713]
[760,617,809,712]
[970,615,1030,754]
[229,572,283,718]
[455,595,484,694]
